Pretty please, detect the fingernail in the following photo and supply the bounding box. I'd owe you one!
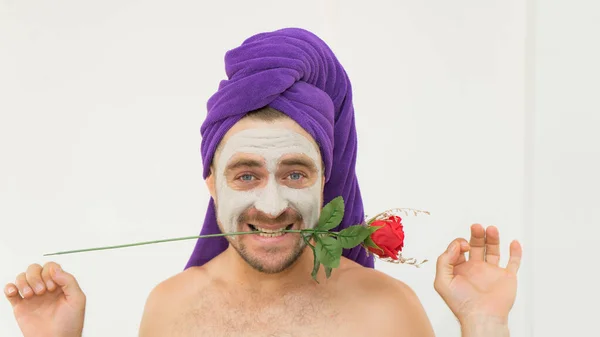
[448,243,456,253]
[53,266,62,276]
[35,283,44,293]
[6,287,15,295]
[23,286,32,295]
[46,280,55,289]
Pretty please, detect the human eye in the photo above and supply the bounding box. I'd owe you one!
[238,174,256,182]
[285,171,308,182]
[228,170,263,190]
[289,172,304,180]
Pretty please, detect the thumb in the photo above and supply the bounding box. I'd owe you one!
[50,266,85,305]
[434,239,464,294]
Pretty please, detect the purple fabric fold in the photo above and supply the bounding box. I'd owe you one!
[185,28,374,269]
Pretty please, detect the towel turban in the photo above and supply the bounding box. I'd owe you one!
[185,27,374,269]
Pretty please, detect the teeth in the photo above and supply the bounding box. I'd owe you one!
[258,232,285,238]
[253,226,286,237]
[257,227,284,233]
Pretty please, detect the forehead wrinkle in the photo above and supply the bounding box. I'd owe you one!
[217,128,322,174]
[233,135,309,151]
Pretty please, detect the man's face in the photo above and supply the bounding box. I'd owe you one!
[208,117,324,273]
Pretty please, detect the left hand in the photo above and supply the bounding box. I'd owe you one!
[434,224,522,324]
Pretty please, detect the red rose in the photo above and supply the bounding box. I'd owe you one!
[367,215,405,260]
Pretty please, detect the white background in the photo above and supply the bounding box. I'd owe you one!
[0,0,598,336]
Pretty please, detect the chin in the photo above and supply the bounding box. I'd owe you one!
[235,239,306,274]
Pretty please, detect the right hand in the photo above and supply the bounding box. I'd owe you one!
[4,262,86,337]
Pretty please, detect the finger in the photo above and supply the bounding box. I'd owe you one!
[15,273,34,299]
[507,240,523,274]
[4,283,22,307]
[50,265,85,305]
[41,262,58,292]
[26,263,46,295]
[485,226,501,266]
[469,224,486,261]
[434,238,467,294]
[456,239,470,265]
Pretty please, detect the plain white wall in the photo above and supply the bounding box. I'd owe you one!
[0,0,533,336]
[530,0,600,335]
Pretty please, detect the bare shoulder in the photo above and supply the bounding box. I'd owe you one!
[335,259,435,337]
[138,266,211,336]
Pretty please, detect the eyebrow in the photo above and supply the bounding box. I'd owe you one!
[225,159,264,172]
[279,157,317,171]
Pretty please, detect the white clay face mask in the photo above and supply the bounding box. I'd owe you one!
[214,127,323,234]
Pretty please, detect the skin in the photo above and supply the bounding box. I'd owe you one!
[211,125,324,274]
[4,117,523,337]
[214,127,323,234]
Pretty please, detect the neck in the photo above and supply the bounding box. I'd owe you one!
[223,245,317,292]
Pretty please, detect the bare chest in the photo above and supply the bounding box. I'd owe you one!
[168,288,366,337]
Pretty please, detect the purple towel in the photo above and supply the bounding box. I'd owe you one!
[185,27,374,269]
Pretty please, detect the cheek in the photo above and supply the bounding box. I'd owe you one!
[215,174,257,232]
[281,182,322,228]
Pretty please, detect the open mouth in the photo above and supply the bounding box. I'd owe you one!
[248,224,294,238]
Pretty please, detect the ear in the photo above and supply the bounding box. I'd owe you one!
[205,168,217,200]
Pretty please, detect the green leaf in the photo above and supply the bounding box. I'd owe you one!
[315,196,344,231]
[367,225,383,234]
[363,236,383,254]
[315,236,342,268]
[311,248,321,283]
[324,266,332,279]
[304,235,321,282]
[337,225,372,249]
[363,225,384,253]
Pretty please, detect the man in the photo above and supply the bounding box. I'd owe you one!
[4,28,522,336]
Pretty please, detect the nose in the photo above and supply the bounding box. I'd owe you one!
[254,178,288,217]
